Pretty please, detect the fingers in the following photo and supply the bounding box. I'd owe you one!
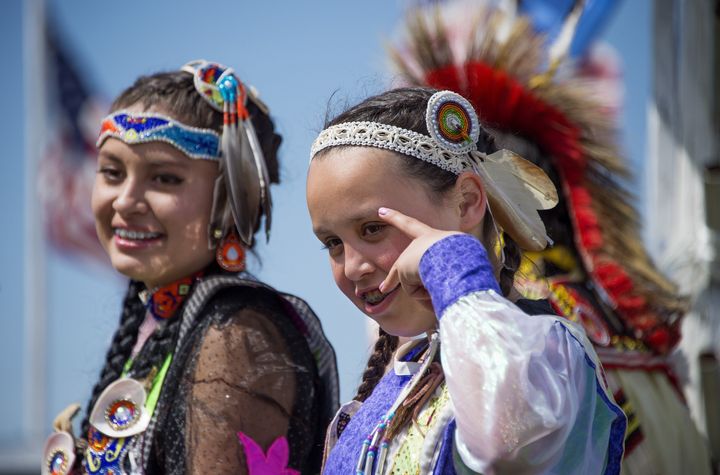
[378,207,431,239]
[379,264,399,294]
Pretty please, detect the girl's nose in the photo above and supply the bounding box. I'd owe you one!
[112,179,149,215]
[343,244,374,282]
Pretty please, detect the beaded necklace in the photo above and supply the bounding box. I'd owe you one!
[355,332,440,475]
[139,271,204,320]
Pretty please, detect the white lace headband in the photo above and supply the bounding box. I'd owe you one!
[310,91,480,175]
[310,121,480,175]
[309,90,559,251]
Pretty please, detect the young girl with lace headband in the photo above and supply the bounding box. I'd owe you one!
[41,60,338,475]
[306,87,626,474]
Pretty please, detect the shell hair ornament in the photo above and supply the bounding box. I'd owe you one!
[311,90,559,251]
[42,432,76,475]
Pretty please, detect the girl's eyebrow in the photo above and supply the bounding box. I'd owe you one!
[144,155,190,169]
[312,208,383,236]
[97,152,122,164]
[98,152,189,170]
[346,208,384,224]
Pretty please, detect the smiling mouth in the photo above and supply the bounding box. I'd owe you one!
[114,228,163,241]
[361,285,400,306]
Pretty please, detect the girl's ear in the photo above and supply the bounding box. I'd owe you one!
[454,171,487,233]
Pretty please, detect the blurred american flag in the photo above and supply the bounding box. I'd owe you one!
[37,22,108,263]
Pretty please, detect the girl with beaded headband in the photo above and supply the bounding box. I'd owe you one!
[306,87,626,474]
[41,60,338,475]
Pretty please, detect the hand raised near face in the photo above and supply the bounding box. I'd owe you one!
[377,207,462,307]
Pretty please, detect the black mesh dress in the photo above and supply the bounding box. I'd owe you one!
[104,275,338,475]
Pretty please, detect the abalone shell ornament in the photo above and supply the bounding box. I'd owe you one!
[42,431,75,475]
[89,378,151,438]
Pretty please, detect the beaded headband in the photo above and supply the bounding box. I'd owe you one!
[97,111,221,160]
[311,92,480,174]
[310,90,559,251]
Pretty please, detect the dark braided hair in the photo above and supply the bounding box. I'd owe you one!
[354,328,400,402]
[319,87,522,401]
[80,280,145,436]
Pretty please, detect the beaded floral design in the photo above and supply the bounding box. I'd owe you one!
[237,432,299,475]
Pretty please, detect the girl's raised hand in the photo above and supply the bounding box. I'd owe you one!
[377,207,461,304]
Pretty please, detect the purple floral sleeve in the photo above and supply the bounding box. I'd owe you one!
[418,234,500,318]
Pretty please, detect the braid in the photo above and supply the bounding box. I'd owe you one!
[498,233,522,296]
[354,328,399,402]
[127,315,183,380]
[80,281,145,436]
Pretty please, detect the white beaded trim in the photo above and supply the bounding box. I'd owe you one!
[310,121,477,175]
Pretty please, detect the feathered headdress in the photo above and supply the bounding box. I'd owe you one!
[389,3,687,353]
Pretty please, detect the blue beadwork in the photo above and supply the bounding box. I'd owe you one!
[114,114,170,132]
[83,435,131,475]
[97,111,221,160]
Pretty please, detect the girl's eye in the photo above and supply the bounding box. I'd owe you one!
[154,174,183,185]
[322,237,343,252]
[362,223,386,237]
[98,167,123,182]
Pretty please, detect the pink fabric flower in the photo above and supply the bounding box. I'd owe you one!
[237,432,300,475]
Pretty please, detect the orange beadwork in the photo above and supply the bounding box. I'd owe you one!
[148,273,200,320]
[216,230,246,272]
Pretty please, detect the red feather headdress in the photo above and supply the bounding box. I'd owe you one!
[390,7,687,354]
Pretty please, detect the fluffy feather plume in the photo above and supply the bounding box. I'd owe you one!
[389,2,687,353]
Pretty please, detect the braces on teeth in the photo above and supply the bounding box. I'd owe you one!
[364,290,386,305]
[115,229,161,240]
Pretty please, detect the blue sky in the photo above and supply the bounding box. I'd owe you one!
[0,0,651,465]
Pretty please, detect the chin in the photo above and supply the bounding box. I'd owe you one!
[371,316,428,339]
[109,256,155,282]
[381,326,431,339]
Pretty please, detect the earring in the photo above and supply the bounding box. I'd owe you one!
[216,229,246,272]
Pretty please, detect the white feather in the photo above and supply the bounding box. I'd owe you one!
[222,117,261,246]
[470,149,559,250]
[244,119,273,241]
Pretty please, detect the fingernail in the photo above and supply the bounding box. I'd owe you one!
[378,207,389,216]
[379,281,386,293]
